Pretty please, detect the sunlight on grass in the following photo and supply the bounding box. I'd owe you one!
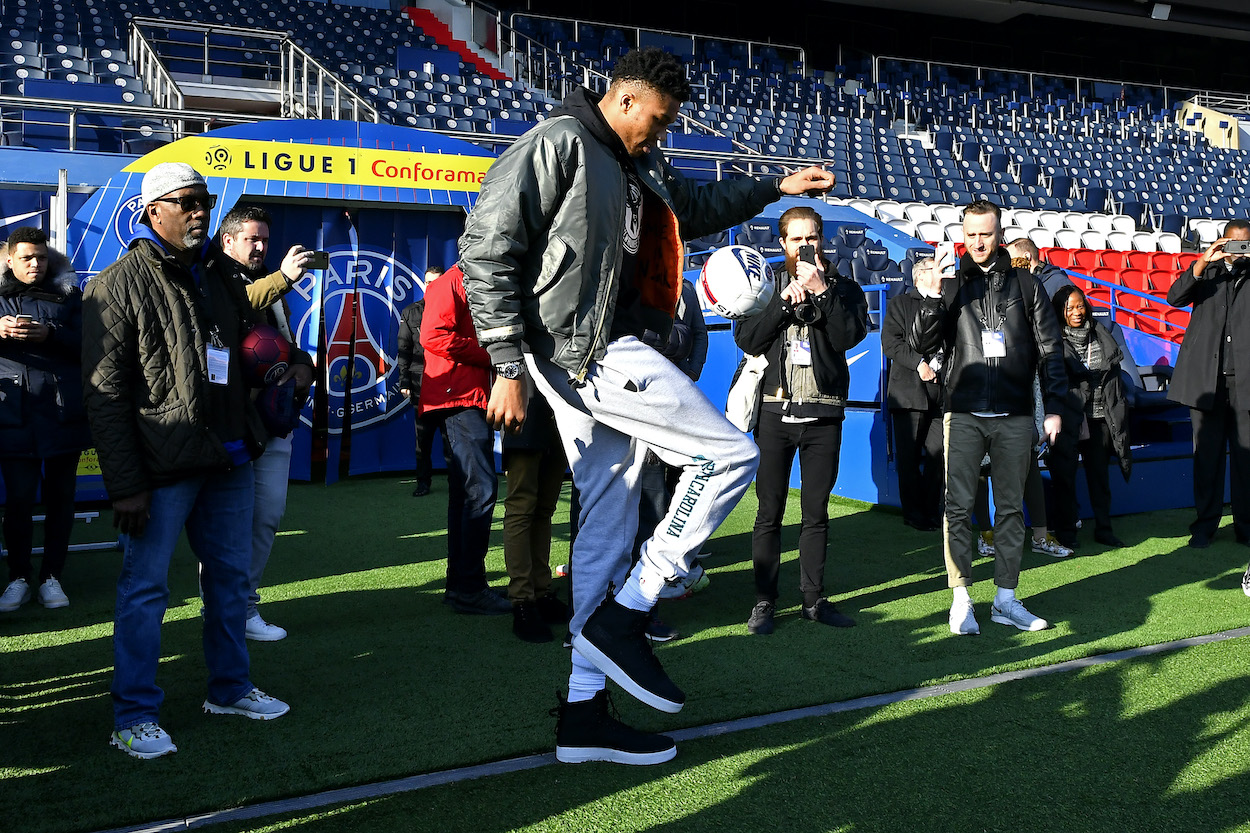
[275,530,308,537]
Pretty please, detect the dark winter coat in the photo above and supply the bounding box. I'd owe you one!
[0,249,91,458]
[1166,258,1250,411]
[941,249,1067,416]
[82,232,268,501]
[1058,319,1133,479]
[882,287,945,412]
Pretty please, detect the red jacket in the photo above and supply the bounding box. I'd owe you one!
[418,265,491,415]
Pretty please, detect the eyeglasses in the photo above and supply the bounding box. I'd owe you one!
[153,194,218,212]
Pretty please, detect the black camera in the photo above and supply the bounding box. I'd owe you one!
[792,298,820,324]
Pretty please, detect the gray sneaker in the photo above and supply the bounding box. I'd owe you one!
[203,688,290,720]
[990,598,1049,632]
[111,722,177,759]
[0,578,31,612]
[36,577,69,608]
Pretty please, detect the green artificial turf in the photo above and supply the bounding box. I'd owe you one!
[2,474,1248,833]
[207,637,1250,833]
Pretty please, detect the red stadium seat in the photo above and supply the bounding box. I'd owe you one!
[1176,252,1201,273]
[1124,251,1152,271]
[1146,269,1176,300]
[1047,248,1074,268]
[1070,248,1099,274]
[1100,250,1129,271]
[1120,268,1148,293]
[1148,251,1177,272]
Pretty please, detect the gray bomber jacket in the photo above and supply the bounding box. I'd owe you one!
[459,87,783,382]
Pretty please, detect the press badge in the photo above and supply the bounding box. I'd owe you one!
[790,338,812,366]
[981,329,1006,358]
[207,345,230,385]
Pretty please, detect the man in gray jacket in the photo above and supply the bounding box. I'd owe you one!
[460,47,835,765]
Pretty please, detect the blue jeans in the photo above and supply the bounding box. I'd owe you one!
[439,407,497,594]
[250,435,292,617]
[112,465,255,730]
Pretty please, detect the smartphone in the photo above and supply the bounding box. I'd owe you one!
[15,314,32,322]
[935,241,957,276]
[306,250,330,270]
[798,244,817,266]
[1224,240,1250,254]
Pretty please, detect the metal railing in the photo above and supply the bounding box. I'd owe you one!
[508,12,805,73]
[870,54,1214,114]
[129,25,183,112]
[0,94,277,154]
[128,17,379,124]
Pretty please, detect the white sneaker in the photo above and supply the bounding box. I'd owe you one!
[245,612,287,642]
[991,598,1049,631]
[111,722,177,759]
[37,577,69,608]
[949,599,980,635]
[658,563,710,600]
[1032,535,1073,558]
[0,578,31,612]
[203,687,290,720]
[1242,566,1250,598]
[977,532,995,557]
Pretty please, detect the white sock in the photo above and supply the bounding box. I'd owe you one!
[995,586,1016,607]
[615,559,665,613]
[952,585,971,605]
[567,650,606,703]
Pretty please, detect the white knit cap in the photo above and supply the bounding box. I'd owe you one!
[141,162,207,206]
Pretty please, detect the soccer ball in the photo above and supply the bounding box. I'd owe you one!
[697,244,775,320]
[240,324,293,388]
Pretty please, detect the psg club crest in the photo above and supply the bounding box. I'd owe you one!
[112,194,146,246]
[295,247,430,431]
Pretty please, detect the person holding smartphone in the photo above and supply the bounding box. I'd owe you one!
[1166,220,1250,555]
[0,227,91,614]
[734,205,868,636]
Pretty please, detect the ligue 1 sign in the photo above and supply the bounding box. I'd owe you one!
[68,119,496,481]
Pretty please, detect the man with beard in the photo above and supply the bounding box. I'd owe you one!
[84,163,291,760]
[735,205,868,635]
[1166,220,1250,554]
[218,205,315,641]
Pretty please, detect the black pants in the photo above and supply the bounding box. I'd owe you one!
[413,410,438,487]
[891,407,944,527]
[1049,417,1114,541]
[751,411,842,607]
[1190,373,1250,540]
[2,453,79,584]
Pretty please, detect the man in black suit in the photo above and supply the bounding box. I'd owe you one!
[1166,221,1250,552]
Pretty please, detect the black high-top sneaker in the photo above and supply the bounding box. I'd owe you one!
[571,595,685,713]
[552,690,676,765]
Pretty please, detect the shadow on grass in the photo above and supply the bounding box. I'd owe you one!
[201,638,1250,833]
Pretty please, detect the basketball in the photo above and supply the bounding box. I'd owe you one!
[697,244,775,320]
[240,324,293,388]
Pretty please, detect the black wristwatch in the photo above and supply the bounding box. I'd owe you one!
[494,360,525,380]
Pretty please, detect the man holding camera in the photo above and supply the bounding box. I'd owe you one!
[218,204,315,641]
[1166,221,1250,553]
[734,205,868,635]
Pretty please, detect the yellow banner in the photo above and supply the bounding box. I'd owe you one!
[77,448,101,477]
[122,136,493,192]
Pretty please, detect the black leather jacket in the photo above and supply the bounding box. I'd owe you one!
[941,249,1067,416]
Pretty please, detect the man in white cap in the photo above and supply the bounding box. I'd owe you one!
[83,162,291,760]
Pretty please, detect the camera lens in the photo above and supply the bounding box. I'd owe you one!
[793,301,819,324]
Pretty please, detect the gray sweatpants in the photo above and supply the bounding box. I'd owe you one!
[527,336,759,635]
